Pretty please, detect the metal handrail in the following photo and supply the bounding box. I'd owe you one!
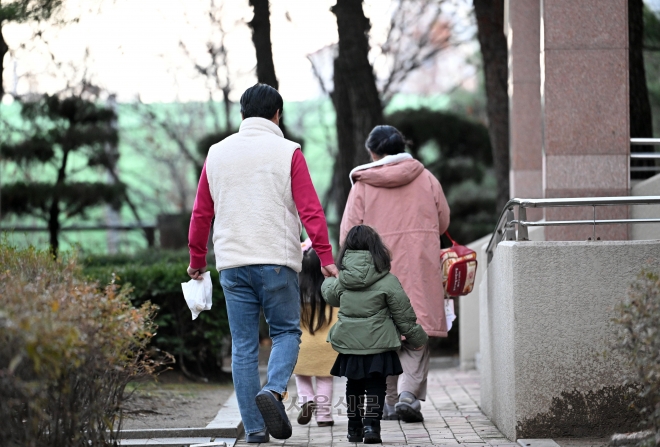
[630,139,660,172]
[485,196,660,264]
[631,138,660,145]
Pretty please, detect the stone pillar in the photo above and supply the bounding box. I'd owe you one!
[541,0,630,241]
[507,0,543,222]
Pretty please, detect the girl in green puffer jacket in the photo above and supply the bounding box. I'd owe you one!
[322,225,428,444]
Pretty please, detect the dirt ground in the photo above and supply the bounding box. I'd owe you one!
[121,372,234,430]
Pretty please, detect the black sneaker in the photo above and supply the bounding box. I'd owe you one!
[255,390,292,439]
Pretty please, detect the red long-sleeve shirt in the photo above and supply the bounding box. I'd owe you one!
[188,149,334,269]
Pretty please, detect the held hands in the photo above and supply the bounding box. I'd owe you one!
[187,265,207,280]
[321,263,339,278]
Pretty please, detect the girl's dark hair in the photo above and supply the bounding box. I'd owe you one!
[338,225,392,273]
[240,83,283,120]
[365,125,408,156]
[299,248,332,335]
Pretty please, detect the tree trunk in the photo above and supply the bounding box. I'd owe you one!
[0,23,8,97]
[331,0,383,217]
[248,0,278,89]
[473,0,510,213]
[629,0,654,179]
[48,195,60,256]
[248,0,289,136]
[48,146,71,256]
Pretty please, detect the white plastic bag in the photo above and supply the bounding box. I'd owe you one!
[445,299,456,331]
[181,271,212,320]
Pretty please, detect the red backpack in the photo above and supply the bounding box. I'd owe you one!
[440,232,478,297]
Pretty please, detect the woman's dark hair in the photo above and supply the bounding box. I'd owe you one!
[338,225,392,273]
[365,125,408,156]
[240,83,283,120]
[299,248,332,335]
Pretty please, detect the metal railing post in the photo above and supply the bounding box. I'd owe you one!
[518,206,529,241]
[505,208,516,241]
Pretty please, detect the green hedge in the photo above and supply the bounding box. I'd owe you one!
[83,250,230,380]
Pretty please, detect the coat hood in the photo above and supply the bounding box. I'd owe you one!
[351,157,425,188]
[339,250,388,290]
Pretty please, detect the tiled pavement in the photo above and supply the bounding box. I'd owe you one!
[234,366,515,447]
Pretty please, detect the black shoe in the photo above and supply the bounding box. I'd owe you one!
[347,427,363,443]
[363,425,382,444]
[347,421,363,443]
[255,390,292,440]
[245,429,269,443]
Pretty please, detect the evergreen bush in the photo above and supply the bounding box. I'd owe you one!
[613,268,660,446]
[0,243,160,447]
[83,251,230,380]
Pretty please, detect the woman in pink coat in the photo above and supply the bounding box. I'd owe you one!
[339,125,450,423]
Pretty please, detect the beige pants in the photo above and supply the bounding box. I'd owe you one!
[385,340,431,405]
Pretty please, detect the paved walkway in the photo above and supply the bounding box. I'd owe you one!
[235,365,516,447]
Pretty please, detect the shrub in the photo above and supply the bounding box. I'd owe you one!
[613,268,660,445]
[83,251,230,381]
[0,243,159,447]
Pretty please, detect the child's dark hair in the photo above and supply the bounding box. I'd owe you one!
[299,248,332,335]
[338,225,392,273]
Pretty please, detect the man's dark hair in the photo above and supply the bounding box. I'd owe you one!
[338,225,392,273]
[240,83,283,119]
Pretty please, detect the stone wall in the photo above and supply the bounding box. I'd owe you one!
[480,240,660,439]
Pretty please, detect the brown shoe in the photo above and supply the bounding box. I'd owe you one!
[316,421,334,427]
[297,401,316,425]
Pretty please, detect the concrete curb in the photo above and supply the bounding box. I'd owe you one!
[518,439,561,447]
[118,437,232,446]
[117,428,236,439]
[116,390,243,446]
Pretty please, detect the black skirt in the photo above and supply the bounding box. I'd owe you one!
[330,351,403,380]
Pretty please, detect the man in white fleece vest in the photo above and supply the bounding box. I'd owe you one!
[187,84,338,443]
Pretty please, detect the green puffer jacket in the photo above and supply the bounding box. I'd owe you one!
[321,250,428,355]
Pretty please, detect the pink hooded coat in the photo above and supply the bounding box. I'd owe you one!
[339,157,450,337]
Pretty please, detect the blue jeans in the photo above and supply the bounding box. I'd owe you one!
[220,265,302,434]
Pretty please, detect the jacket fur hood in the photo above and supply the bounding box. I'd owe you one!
[351,156,425,188]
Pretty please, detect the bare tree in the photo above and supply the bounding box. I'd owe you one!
[179,0,236,132]
[0,0,63,96]
[247,0,295,138]
[330,0,384,217]
[248,0,278,89]
[313,0,460,221]
[376,0,451,104]
[474,0,509,213]
[126,0,245,215]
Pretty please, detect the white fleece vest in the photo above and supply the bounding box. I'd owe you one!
[205,118,303,272]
